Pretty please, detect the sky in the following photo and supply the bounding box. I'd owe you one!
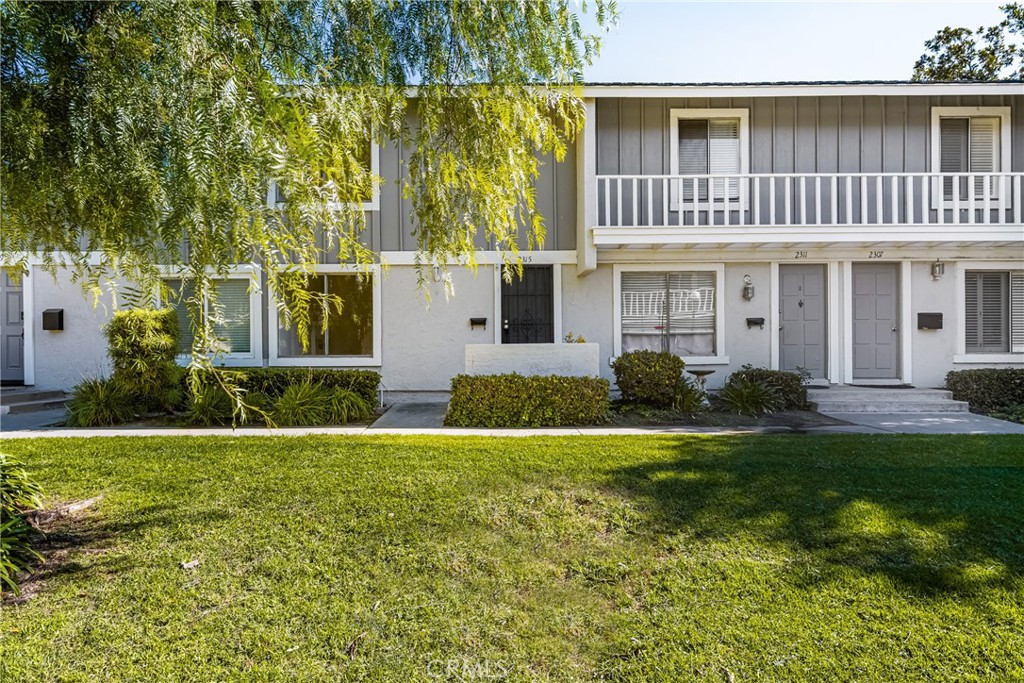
[583,1,1012,83]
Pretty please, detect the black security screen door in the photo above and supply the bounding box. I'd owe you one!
[501,265,554,343]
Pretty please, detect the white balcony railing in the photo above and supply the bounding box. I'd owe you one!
[595,173,1024,228]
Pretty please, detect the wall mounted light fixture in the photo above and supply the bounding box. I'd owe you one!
[742,274,755,301]
[931,260,945,281]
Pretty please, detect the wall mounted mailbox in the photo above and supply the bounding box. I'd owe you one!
[469,317,487,330]
[746,317,766,330]
[42,308,64,331]
[917,312,943,330]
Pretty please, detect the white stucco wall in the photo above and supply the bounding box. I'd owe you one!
[910,261,958,388]
[465,342,600,377]
[561,264,615,381]
[29,266,113,390]
[379,265,495,391]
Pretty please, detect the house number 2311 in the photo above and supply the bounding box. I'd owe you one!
[868,250,885,259]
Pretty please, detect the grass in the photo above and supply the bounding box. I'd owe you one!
[1,434,1022,682]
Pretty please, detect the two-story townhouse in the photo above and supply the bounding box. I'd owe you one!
[2,81,1022,399]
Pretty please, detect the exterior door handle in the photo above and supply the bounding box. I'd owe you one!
[892,324,898,332]
[503,319,509,330]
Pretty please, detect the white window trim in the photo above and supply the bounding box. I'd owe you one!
[668,108,750,211]
[267,142,381,211]
[268,264,382,367]
[612,263,729,365]
[491,264,563,344]
[157,265,264,368]
[929,106,1012,210]
[953,260,1024,364]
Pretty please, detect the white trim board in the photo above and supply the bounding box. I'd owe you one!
[611,262,729,365]
[267,264,383,368]
[380,250,577,266]
[581,83,1024,99]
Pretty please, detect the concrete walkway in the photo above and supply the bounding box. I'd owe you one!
[2,403,1021,438]
[820,412,1024,435]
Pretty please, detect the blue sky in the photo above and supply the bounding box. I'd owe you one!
[584,1,1010,82]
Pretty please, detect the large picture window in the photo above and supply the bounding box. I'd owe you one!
[270,267,381,367]
[619,270,717,356]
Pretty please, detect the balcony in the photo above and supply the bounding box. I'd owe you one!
[591,172,1024,250]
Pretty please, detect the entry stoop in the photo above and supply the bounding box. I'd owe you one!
[0,389,68,415]
[807,386,969,414]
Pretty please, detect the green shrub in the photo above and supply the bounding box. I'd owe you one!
[328,388,374,424]
[718,378,782,416]
[673,378,707,418]
[1,453,44,595]
[66,378,137,427]
[725,365,808,410]
[989,403,1024,424]
[445,374,609,428]
[183,368,380,406]
[946,369,1024,413]
[272,382,331,426]
[106,308,181,411]
[611,351,685,407]
[181,384,234,426]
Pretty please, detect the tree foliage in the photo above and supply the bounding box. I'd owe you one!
[1,1,614,386]
[913,3,1023,80]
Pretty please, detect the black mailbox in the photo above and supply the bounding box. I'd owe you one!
[42,308,64,331]
[469,317,487,330]
[746,317,766,330]
[918,312,943,330]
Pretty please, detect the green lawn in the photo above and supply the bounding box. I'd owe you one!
[1,435,1022,682]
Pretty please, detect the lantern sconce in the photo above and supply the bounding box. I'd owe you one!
[931,260,945,281]
[742,274,755,301]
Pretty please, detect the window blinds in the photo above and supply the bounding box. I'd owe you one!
[210,280,251,354]
[676,118,740,201]
[939,117,1000,199]
[965,271,1009,353]
[621,272,717,338]
[1011,272,1024,354]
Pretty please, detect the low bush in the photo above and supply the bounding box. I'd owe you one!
[673,378,707,418]
[106,308,181,412]
[611,351,685,407]
[724,365,808,410]
[1,453,44,595]
[181,384,235,426]
[445,374,609,428]
[187,368,380,406]
[989,403,1024,424]
[65,378,137,427]
[718,378,782,416]
[272,382,331,426]
[945,369,1024,413]
[328,388,374,424]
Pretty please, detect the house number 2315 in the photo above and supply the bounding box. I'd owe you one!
[868,250,884,259]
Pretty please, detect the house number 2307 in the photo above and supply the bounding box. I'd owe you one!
[868,250,885,259]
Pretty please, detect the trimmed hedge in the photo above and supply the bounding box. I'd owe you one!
[445,374,610,428]
[724,365,808,410]
[611,350,685,407]
[946,368,1024,413]
[188,368,380,406]
[105,307,181,411]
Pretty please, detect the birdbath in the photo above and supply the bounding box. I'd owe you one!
[686,369,716,406]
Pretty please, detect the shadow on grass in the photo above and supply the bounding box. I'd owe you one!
[609,436,1024,596]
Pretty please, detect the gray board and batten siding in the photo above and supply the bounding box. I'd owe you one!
[595,95,1024,227]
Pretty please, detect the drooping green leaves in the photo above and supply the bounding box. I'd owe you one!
[1,0,614,370]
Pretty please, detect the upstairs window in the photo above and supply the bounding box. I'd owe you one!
[669,109,748,204]
[271,141,380,210]
[931,107,1010,202]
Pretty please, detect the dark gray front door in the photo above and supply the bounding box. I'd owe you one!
[779,264,826,378]
[501,265,554,344]
[1,269,25,384]
[852,262,900,380]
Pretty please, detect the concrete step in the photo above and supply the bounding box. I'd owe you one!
[807,388,953,401]
[0,389,67,405]
[0,397,69,415]
[813,399,969,414]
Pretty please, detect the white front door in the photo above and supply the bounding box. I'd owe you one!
[1,269,25,384]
